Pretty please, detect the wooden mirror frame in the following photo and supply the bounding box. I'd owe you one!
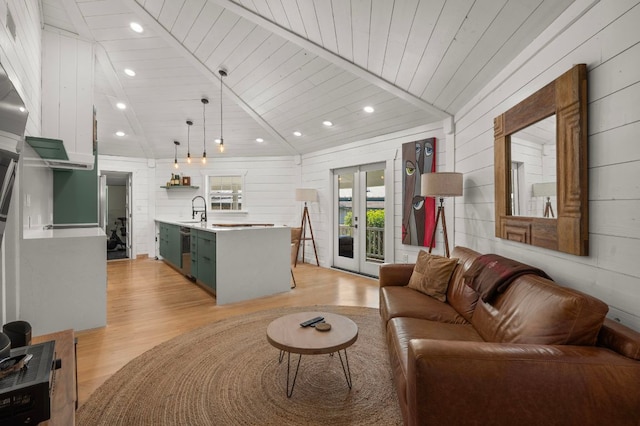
[494,64,588,256]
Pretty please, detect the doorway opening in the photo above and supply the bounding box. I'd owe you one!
[100,171,132,261]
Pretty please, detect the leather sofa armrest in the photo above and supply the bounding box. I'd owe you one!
[407,339,640,426]
[379,263,415,287]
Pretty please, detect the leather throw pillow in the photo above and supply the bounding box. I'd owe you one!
[407,250,458,302]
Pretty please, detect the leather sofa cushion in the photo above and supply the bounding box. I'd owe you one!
[472,275,609,345]
[447,246,481,322]
[388,318,484,376]
[380,286,469,325]
[386,317,484,421]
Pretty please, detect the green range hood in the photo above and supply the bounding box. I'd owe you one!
[26,136,94,170]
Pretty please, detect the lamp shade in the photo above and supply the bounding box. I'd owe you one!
[421,172,463,197]
[532,182,556,197]
[295,188,317,202]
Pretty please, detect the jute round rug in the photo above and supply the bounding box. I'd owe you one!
[77,305,402,425]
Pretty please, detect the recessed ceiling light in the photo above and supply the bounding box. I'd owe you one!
[124,68,136,77]
[293,131,302,137]
[215,139,221,144]
[116,131,125,137]
[130,22,144,33]
[322,120,333,127]
[116,102,126,110]
[19,107,25,112]
[364,106,375,113]
[256,138,264,143]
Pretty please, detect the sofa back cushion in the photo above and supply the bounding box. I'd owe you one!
[471,275,608,345]
[445,247,482,322]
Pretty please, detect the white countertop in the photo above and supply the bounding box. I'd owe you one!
[23,226,107,240]
[155,218,287,232]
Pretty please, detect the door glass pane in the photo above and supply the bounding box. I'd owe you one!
[365,170,385,263]
[337,173,354,258]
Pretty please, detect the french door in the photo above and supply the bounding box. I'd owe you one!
[333,163,389,277]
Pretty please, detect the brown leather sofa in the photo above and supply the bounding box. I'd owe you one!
[379,246,640,426]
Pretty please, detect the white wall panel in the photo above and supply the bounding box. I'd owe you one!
[152,156,300,256]
[300,123,446,267]
[0,0,42,136]
[42,30,94,156]
[453,0,640,331]
[99,156,154,258]
[0,0,42,325]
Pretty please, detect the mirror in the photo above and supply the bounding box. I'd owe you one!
[510,115,556,217]
[494,64,588,256]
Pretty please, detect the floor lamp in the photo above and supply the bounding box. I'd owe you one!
[421,172,463,258]
[532,182,556,218]
[295,188,319,266]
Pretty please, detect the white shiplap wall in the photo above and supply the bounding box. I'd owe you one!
[153,156,301,255]
[0,0,41,325]
[300,123,446,268]
[99,155,155,258]
[454,0,640,331]
[0,0,41,136]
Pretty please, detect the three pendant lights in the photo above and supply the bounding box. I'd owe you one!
[174,69,227,168]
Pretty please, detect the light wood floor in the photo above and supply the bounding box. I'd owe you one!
[75,258,380,405]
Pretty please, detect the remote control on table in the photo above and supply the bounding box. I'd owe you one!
[300,316,324,327]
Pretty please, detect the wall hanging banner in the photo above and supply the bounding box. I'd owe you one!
[402,138,436,247]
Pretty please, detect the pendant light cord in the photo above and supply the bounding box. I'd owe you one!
[220,73,223,144]
[186,120,192,162]
[219,69,227,152]
[201,98,208,163]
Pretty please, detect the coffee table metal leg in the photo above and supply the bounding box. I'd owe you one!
[337,349,352,389]
[286,352,302,398]
[278,350,285,363]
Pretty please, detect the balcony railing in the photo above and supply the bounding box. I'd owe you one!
[366,226,384,262]
[338,225,384,262]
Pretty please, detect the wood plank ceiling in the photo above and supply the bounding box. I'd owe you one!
[41,0,574,159]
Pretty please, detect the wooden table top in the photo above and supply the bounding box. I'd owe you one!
[266,312,358,355]
[33,329,75,426]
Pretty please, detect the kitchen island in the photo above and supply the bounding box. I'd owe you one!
[21,226,107,335]
[155,219,290,305]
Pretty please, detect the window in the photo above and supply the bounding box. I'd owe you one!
[206,175,243,211]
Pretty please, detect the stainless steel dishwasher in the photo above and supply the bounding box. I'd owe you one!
[179,226,191,277]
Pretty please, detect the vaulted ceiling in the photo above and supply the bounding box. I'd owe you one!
[41,0,574,159]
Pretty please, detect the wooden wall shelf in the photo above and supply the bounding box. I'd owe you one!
[161,186,199,189]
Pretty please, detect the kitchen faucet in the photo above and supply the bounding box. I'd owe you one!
[191,196,207,223]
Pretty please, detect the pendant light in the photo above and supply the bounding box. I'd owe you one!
[186,120,193,164]
[173,140,180,169]
[201,98,208,164]
[218,69,227,153]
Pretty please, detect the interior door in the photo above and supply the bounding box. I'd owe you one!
[125,174,132,258]
[333,163,387,277]
[99,174,107,232]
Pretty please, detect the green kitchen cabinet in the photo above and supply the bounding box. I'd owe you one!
[158,222,181,268]
[191,229,216,292]
[190,228,198,279]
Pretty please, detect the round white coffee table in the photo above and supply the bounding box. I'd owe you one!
[266,311,358,397]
